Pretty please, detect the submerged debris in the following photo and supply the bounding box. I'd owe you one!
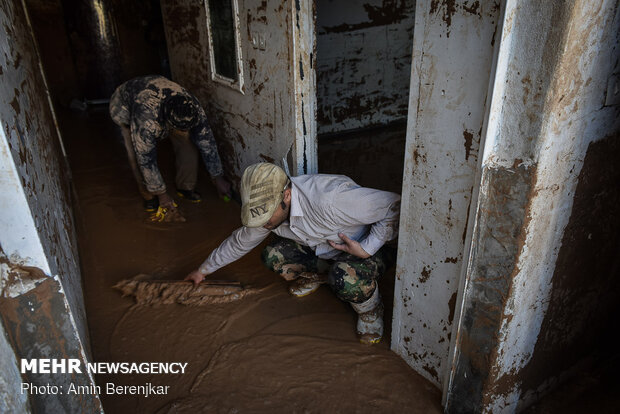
[113,274,250,306]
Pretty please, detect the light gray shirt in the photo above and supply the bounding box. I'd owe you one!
[199,174,401,275]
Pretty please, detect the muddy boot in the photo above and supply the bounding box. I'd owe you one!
[350,288,384,345]
[288,272,327,297]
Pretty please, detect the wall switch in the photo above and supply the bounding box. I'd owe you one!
[251,32,259,48]
[258,33,266,50]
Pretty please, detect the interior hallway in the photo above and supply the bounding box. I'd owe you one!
[61,107,440,413]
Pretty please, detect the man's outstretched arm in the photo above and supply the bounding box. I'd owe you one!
[185,226,270,284]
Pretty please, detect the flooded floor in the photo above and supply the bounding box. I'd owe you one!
[61,109,440,413]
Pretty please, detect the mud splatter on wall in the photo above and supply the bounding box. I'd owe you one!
[0,0,88,347]
[446,1,620,412]
[23,0,79,106]
[316,0,416,134]
[161,0,309,180]
[392,0,501,388]
[0,1,99,410]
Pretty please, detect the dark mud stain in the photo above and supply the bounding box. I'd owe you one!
[463,129,474,160]
[164,3,201,44]
[259,153,275,163]
[13,51,22,68]
[320,0,408,33]
[513,134,620,404]
[448,292,457,322]
[462,1,481,16]
[423,364,439,380]
[10,91,20,114]
[420,266,432,283]
[430,0,457,33]
[447,164,535,412]
[254,82,265,95]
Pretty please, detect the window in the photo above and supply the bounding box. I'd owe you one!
[205,0,244,93]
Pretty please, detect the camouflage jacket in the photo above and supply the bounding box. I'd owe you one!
[110,75,224,194]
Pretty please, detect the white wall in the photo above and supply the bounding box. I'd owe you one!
[316,0,415,134]
[392,0,501,387]
[0,308,30,413]
[0,1,100,411]
[480,0,620,411]
[0,0,88,349]
[161,0,317,178]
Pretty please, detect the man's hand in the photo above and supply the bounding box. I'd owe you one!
[328,233,371,259]
[184,269,206,286]
[158,192,177,210]
[213,176,232,199]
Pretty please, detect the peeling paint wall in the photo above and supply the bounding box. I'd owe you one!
[23,0,79,107]
[392,0,501,387]
[0,0,89,351]
[161,0,316,179]
[0,3,100,411]
[0,298,30,413]
[445,0,620,412]
[316,0,415,134]
[0,261,102,413]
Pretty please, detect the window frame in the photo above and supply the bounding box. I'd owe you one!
[204,0,245,94]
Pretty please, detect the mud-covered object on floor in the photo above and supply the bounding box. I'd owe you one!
[112,274,256,305]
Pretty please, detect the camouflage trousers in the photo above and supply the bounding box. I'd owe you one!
[261,237,393,304]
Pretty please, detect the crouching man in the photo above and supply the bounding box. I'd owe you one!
[185,163,400,344]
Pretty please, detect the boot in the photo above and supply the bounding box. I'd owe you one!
[288,272,327,297]
[350,288,384,345]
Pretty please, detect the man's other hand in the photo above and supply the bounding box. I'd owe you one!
[213,175,232,198]
[184,269,206,285]
[328,233,371,259]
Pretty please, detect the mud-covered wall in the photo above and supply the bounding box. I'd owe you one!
[316,0,415,135]
[23,0,79,107]
[392,0,501,387]
[0,294,30,413]
[161,0,314,180]
[0,0,90,357]
[110,0,171,81]
[445,0,620,412]
[0,263,102,413]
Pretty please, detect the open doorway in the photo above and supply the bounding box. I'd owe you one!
[315,0,416,349]
[315,0,415,195]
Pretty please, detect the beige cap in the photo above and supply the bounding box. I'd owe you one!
[240,163,289,227]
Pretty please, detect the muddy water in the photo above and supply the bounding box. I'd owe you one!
[62,110,441,413]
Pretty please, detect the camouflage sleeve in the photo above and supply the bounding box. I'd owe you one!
[131,117,167,194]
[190,112,224,178]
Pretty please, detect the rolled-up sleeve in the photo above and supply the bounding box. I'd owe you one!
[199,226,270,274]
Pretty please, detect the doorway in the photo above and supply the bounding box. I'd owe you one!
[18,0,443,412]
[315,0,415,195]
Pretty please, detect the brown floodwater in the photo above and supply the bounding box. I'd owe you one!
[61,109,441,413]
